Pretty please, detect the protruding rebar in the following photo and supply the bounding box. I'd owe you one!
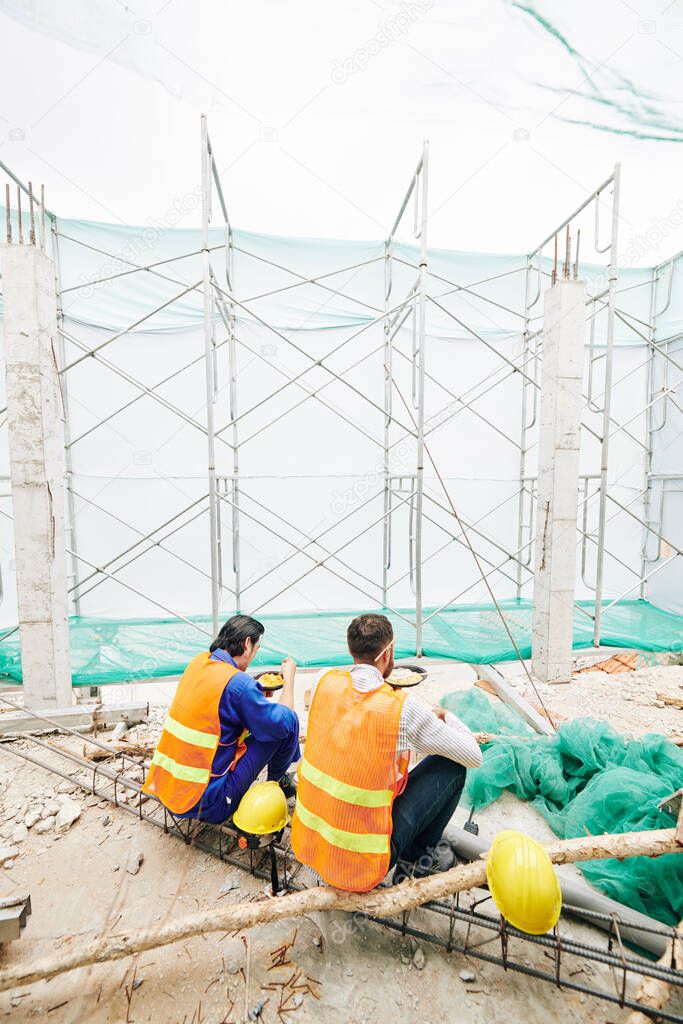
[28,180,35,246]
[16,185,23,244]
[564,224,571,278]
[40,184,45,250]
[574,228,580,279]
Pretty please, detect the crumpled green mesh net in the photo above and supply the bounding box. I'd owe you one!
[441,688,683,925]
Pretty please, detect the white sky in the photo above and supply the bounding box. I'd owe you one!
[0,0,682,264]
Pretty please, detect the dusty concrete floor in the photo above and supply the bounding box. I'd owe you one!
[0,655,681,1024]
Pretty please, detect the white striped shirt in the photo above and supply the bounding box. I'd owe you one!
[308,664,483,769]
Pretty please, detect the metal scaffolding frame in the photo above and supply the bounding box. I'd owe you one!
[0,127,681,675]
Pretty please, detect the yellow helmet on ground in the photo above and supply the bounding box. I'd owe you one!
[486,829,562,935]
[232,781,290,835]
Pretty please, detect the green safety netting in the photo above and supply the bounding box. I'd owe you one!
[0,598,680,687]
[440,687,683,926]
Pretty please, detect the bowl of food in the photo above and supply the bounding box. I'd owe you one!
[385,664,427,688]
[255,671,284,693]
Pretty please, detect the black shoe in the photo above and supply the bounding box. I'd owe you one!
[278,772,297,800]
[392,859,433,885]
[392,842,453,885]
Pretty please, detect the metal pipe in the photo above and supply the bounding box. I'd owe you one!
[4,184,10,243]
[220,489,418,627]
[59,281,202,377]
[446,826,668,957]
[516,258,532,599]
[225,244,241,611]
[201,114,221,636]
[50,217,82,615]
[382,239,392,607]
[236,246,383,314]
[388,152,424,239]
[62,327,232,450]
[212,280,418,437]
[0,158,56,219]
[530,169,615,258]
[414,141,429,656]
[593,164,621,647]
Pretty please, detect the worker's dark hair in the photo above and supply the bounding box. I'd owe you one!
[347,613,393,661]
[210,614,265,656]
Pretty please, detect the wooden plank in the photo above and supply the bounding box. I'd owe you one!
[473,664,554,736]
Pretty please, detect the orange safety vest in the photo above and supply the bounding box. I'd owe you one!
[142,652,248,815]
[291,669,409,892]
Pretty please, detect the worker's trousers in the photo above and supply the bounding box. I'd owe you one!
[181,721,301,825]
[389,755,466,870]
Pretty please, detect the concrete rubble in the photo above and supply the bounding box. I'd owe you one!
[0,657,681,1023]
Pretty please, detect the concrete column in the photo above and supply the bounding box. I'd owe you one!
[531,277,585,684]
[1,242,72,707]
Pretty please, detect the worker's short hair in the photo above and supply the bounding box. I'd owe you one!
[347,613,393,660]
[210,614,265,656]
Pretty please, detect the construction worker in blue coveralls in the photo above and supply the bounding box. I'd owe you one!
[143,615,300,823]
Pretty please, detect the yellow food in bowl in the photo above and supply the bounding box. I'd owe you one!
[386,669,423,686]
[259,672,284,689]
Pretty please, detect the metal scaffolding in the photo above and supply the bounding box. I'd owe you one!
[0,122,681,678]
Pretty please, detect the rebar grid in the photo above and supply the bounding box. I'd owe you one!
[1,722,681,1021]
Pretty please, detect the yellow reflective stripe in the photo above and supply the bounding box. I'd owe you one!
[164,714,218,750]
[295,798,389,855]
[152,749,210,784]
[300,756,392,808]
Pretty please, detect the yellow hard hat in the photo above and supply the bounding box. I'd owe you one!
[232,781,290,836]
[486,830,562,935]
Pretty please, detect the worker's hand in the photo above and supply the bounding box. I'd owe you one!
[281,657,297,685]
[432,704,448,722]
[475,731,495,745]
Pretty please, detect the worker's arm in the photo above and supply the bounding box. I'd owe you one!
[400,696,483,768]
[235,674,298,742]
[278,657,297,711]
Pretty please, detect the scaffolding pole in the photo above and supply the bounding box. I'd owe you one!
[414,141,429,656]
[382,238,392,607]
[50,214,81,617]
[592,164,621,646]
[201,114,221,636]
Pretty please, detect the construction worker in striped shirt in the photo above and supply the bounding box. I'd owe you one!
[143,615,300,823]
[291,613,482,892]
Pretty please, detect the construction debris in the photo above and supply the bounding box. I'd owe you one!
[0,894,31,943]
[657,692,683,710]
[577,652,638,674]
[83,741,155,762]
[626,919,683,1024]
[0,827,679,994]
[125,849,144,876]
[55,797,81,832]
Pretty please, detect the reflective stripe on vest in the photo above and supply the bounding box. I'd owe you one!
[163,714,219,750]
[150,749,210,785]
[294,797,389,855]
[299,755,393,808]
[291,669,408,892]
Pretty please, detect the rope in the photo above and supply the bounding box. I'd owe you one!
[391,379,558,732]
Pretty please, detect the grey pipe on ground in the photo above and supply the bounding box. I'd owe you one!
[445,825,669,958]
